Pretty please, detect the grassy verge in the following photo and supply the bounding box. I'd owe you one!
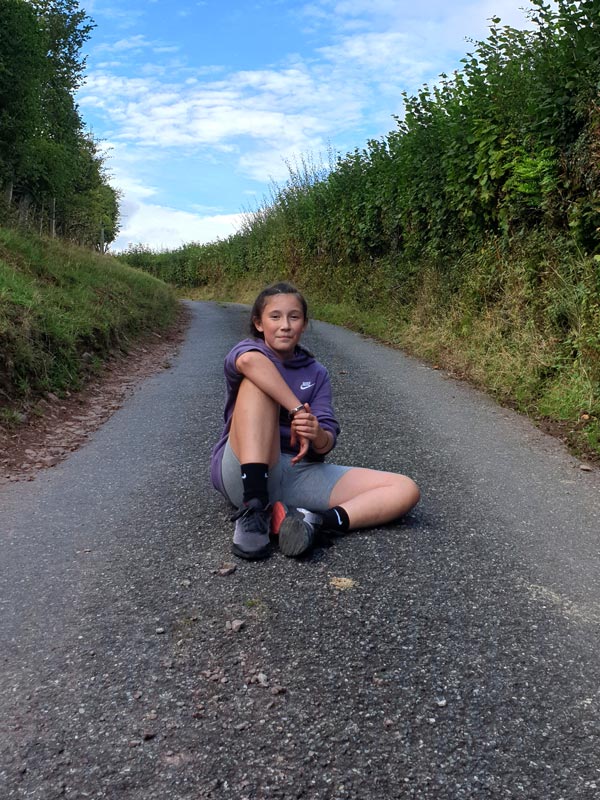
[0,227,177,420]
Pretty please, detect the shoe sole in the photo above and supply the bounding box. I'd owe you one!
[278,514,313,557]
[231,542,271,560]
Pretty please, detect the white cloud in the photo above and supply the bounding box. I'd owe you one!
[79,61,362,175]
[83,2,144,28]
[94,33,181,56]
[303,0,533,48]
[113,199,247,251]
[111,34,150,51]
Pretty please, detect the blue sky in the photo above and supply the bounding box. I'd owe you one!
[77,0,534,251]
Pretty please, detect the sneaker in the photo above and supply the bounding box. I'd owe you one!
[231,498,271,560]
[273,502,322,557]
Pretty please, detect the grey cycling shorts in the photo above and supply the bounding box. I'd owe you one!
[220,439,351,510]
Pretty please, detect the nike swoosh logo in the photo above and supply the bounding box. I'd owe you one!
[300,381,314,390]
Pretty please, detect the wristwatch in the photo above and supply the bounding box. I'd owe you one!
[288,404,305,420]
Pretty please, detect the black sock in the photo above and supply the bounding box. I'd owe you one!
[241,463,269,507]
[320,505,350,533]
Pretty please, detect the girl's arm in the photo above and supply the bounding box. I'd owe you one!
[235,350,302,412]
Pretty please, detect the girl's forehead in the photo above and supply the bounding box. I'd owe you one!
[261,294,304,314]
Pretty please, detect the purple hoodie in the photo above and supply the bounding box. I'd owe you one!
[210,337,340,493]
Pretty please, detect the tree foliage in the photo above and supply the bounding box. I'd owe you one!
[0,0,119,248]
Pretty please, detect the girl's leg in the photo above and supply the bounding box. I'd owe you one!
[227,378,281,561]
[275,463,419,556]
[328,468,420,529]
[229,377,280,467]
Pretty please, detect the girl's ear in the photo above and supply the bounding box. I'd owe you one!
[253,316,264,333]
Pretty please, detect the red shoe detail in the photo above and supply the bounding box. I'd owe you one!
[270,501,288,536]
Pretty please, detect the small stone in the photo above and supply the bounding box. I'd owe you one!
[383,718,393,728]
[580,464,593,472]
[436,698,448,708]
[155,627,166,635]
[231,619,245,633]
[270,685,286,696]
[256,672,269,687]
[39,455,60,467]
[216,562,237,576]
[128,740,141,748]
[142,730,156,740]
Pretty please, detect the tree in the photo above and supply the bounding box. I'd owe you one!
[0,0,45,203]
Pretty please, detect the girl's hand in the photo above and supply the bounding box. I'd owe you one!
[290,403,328,463]
[289,428,309,464]
[289,403,311,464]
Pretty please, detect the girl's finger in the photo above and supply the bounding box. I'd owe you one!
[291,435,309,464]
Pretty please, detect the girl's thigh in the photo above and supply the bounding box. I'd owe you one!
[328,466,416,506]
[279,455,351,511]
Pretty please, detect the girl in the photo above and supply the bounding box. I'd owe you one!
[210,282,420,560]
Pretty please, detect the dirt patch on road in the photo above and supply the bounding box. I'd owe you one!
[0,304,191,487]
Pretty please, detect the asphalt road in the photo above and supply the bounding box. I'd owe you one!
[2,300,600,800]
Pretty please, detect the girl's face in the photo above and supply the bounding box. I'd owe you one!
[254,294,307,359]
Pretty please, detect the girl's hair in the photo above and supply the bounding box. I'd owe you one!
[249,282,308,339]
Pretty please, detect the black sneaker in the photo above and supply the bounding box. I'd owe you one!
[231,499,271,560]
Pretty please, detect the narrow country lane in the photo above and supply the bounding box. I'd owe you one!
[2,300,600,800]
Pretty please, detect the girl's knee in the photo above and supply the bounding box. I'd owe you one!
[404,476,421,507]
[389,473,420,510]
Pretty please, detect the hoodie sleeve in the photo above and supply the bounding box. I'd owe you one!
[306,364,340,450]
[223,338,276,392]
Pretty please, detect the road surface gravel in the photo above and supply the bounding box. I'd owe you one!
[2,300,600,799]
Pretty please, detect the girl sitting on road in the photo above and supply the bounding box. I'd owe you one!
[210,282,420,560]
